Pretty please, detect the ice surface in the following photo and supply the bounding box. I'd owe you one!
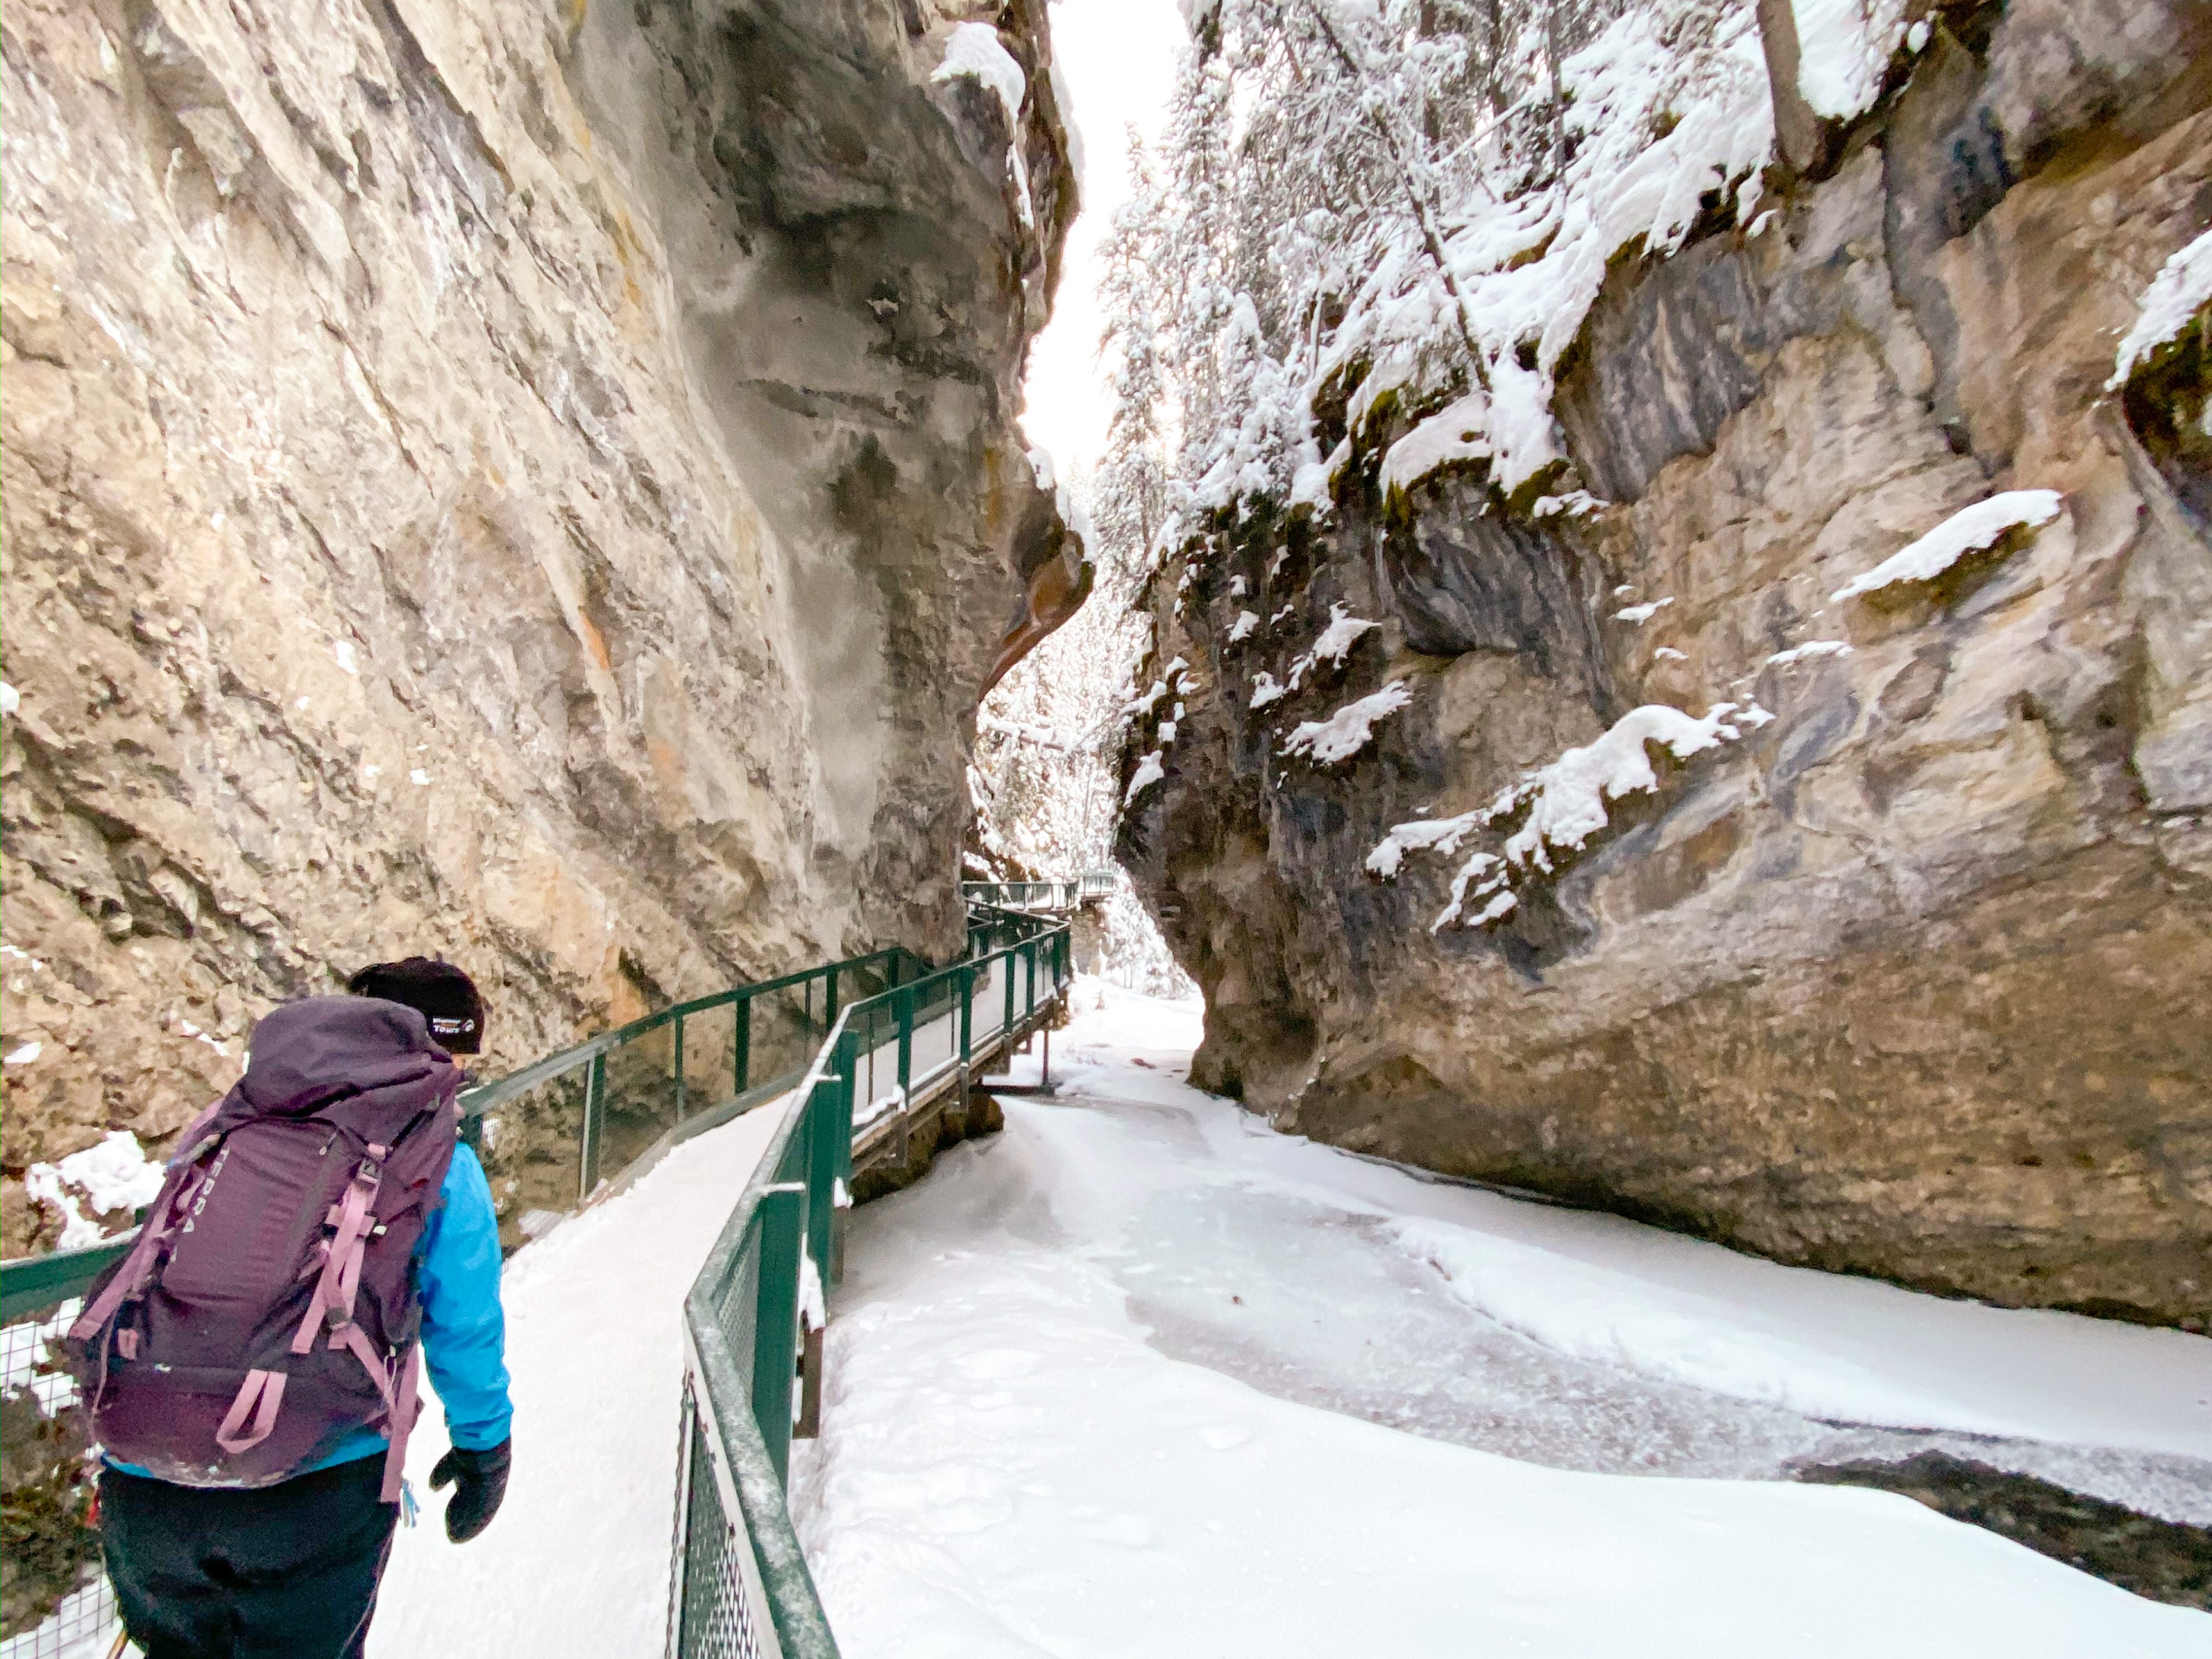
[791,984,2212,1657]
[1833,490,2064,600]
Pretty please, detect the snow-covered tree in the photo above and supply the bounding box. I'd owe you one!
[1109,0,1766,525]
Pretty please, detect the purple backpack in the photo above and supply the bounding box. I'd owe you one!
[67,998,463,1501]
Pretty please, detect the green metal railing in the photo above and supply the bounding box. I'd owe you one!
[959,870,1114,913]
[668,905,1071,1658]
[0,901,1073,1659]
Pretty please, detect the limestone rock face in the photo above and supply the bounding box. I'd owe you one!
[1,0,1074,1251]
[1121,1,2212,1328]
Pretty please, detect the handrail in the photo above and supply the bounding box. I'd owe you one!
[668,906,1072,1657]
[458,944,924,1119]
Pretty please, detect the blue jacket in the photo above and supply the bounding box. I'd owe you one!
[111,1144,513,1479]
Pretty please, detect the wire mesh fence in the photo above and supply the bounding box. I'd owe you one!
[667,1385,774,1659]
[2,1297,121,1659]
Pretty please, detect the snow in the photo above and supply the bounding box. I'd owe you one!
[1363,812,1480,879]
[1124,678,1168,716]
[6,1040,41,1065]
[1248,672,1286,710]
[1225,608,1259,643]
[936,23,1036,229]
[856,1087,909,1133]
[1766,639,1854,665]
[1022,444,1094,550]
[24,1131,167,1249]
[333,639,358,675]
[1374,0,1773,495]
[2109,228,2212,388]
[1832,491,2065,602]
[0,680,18,717]
[1279,681,1411,766]
[1653,645,1687,661]
[1376,390,1491,497]
[1123,751,1165,804]
[1433,849,1512,931]
[1790,0,1907,119]
[1285,603,1379,690]
[791,984,2212,1659]
[1290,436,1351,508]
[1615,597,1674,623]
[1532,489,1604,518]
[978,711,1070,750]
[801,1249,827,1334]
[379,1099,789,1656]
[1500,703,1740,871]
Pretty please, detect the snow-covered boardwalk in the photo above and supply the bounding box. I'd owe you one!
[789,985,2212,1659]
[377,1099,788,1656]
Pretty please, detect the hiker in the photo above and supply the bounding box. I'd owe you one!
[69,958,514,1659]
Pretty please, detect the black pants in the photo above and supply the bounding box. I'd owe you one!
[100,1458,398,1659]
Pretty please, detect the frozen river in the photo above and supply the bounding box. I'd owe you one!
[790,982,2212,1657]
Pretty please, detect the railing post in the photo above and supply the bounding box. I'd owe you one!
[896,984,913,1099]
[837,1029,859,1170]
[734,995,750,1095]
[826,966,839,1026]
[1003,946,1015,1036]
[959,963,973,1065]
[806,1074,838,1291]
[672,1011,686,1123]
[580,1050,607,1204]
[832,1027,858,1285]
[753,1183,806,1486]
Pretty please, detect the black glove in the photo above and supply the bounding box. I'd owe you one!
[429,1439,510,1543]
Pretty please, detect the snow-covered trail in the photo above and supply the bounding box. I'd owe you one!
[789,983,2212,1658]
[377,1100,787,1657]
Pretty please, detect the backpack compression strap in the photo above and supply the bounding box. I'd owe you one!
[286,1142,423,1501]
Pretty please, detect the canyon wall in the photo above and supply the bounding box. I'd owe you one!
[1121,0,2212,1327]
[1,0,1076,1251]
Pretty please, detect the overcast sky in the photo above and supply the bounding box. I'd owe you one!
[1019,0,1186,478]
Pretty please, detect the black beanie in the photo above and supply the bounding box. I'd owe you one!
[347,957,487,1054]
